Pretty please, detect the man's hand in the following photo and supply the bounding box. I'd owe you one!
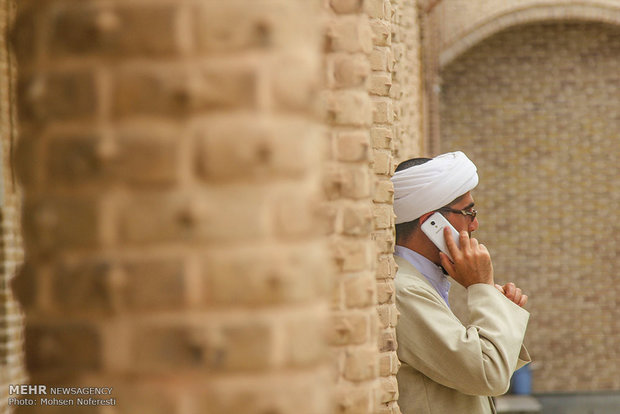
[440,228,494,288]
[495,283,528,307]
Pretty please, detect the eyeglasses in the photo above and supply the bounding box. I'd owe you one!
[437,207,477,220]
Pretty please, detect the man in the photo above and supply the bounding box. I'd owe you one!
[391,152,530,414]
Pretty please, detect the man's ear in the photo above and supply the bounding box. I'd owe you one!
[418,211,434,225]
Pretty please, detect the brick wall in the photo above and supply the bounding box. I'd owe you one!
[324,0,422,412]
[0,0,27,413]
[5,0,427,412]
[440,21,620,393]
[12,1,331,413]
[324,3,382,412]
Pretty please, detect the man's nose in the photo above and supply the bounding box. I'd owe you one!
[469,217,479,232]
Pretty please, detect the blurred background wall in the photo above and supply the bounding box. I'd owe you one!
[429,0,620,395]
[440,21,620,393]
[1,0,619,413]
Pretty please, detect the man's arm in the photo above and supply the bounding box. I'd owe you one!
[396,278,530,396]
[396,229,530,396]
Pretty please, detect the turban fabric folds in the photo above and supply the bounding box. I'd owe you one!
[391,151,479,224]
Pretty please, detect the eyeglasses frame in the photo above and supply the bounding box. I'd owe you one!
[437,207,477,220]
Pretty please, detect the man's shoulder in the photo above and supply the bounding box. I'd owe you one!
[394,255,434,292]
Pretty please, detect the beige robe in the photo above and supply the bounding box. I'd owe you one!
[394,256,531,414]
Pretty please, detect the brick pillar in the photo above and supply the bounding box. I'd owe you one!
[324,2,379,413]
[324,0,423,412]
[13,0,329,413]
[0,0,27,413]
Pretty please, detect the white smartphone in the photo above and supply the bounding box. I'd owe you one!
[420,212,460,261]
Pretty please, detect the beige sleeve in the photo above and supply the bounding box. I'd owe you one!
[396,282,530,396]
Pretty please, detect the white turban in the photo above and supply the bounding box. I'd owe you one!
[391,151,479,224]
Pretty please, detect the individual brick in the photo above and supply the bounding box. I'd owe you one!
[322,163,345,201]
[344,346,378,381]
[328,54,370,89]
[13,134,41,189]
[11,4,39,67]
[195,1,316,53]
[22,196,102,253]
[376,376,399,404]
[25,322,102,374]
[324,163,373,200]
[341,203,374,236]
[376,401,402,414]
[121,258,187,310]
[378,351,400,377]
[376,280,395,305]
[330,280,344,310]
[372,204,393,229]
[373,98,394,124]
[113,67,195,118]
[344,273,376,308]
[134,319,275,372]
[375,254,396,280]
[369,47,392,71]
[204,244,328,306]
[45,133,106,186]
[51,259,116,313]
[373,179,394,203]
[332,238,373,273]
[269,52,320,112]
[333,386,374,414]
[283,313,326,368]
[194,116,318,182]
[370,126,393,149]
[330,0,364,14]
[369,19,391,46]
[271,183,323,239]
[374,229,395,254]
[103,384,180,414]
[325,90,374,127]
[48,4,181,58]
[340,165,372,199]
[204,375,330,414]
[328,312,370,346]
[335,130,370,162]
[378,329,397,352]
[114,126,181,185]
[327,15,374,53]
[196,61,258,110]
[45,126,182,188]
[18,71,97,124]
[212,320,276,372]
[369,72,392,96]
[364,0,390,19]
[117,189,269,245]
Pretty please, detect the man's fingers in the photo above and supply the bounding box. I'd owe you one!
[443,227,460,259]
[459,231,470,251]
[470,237,479,249]
[504,283,516,300]
[439,252,454,275]
[494,284,505,294]
[479,243,489,254]
[513,287,523,306]
[500,282,528,307]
